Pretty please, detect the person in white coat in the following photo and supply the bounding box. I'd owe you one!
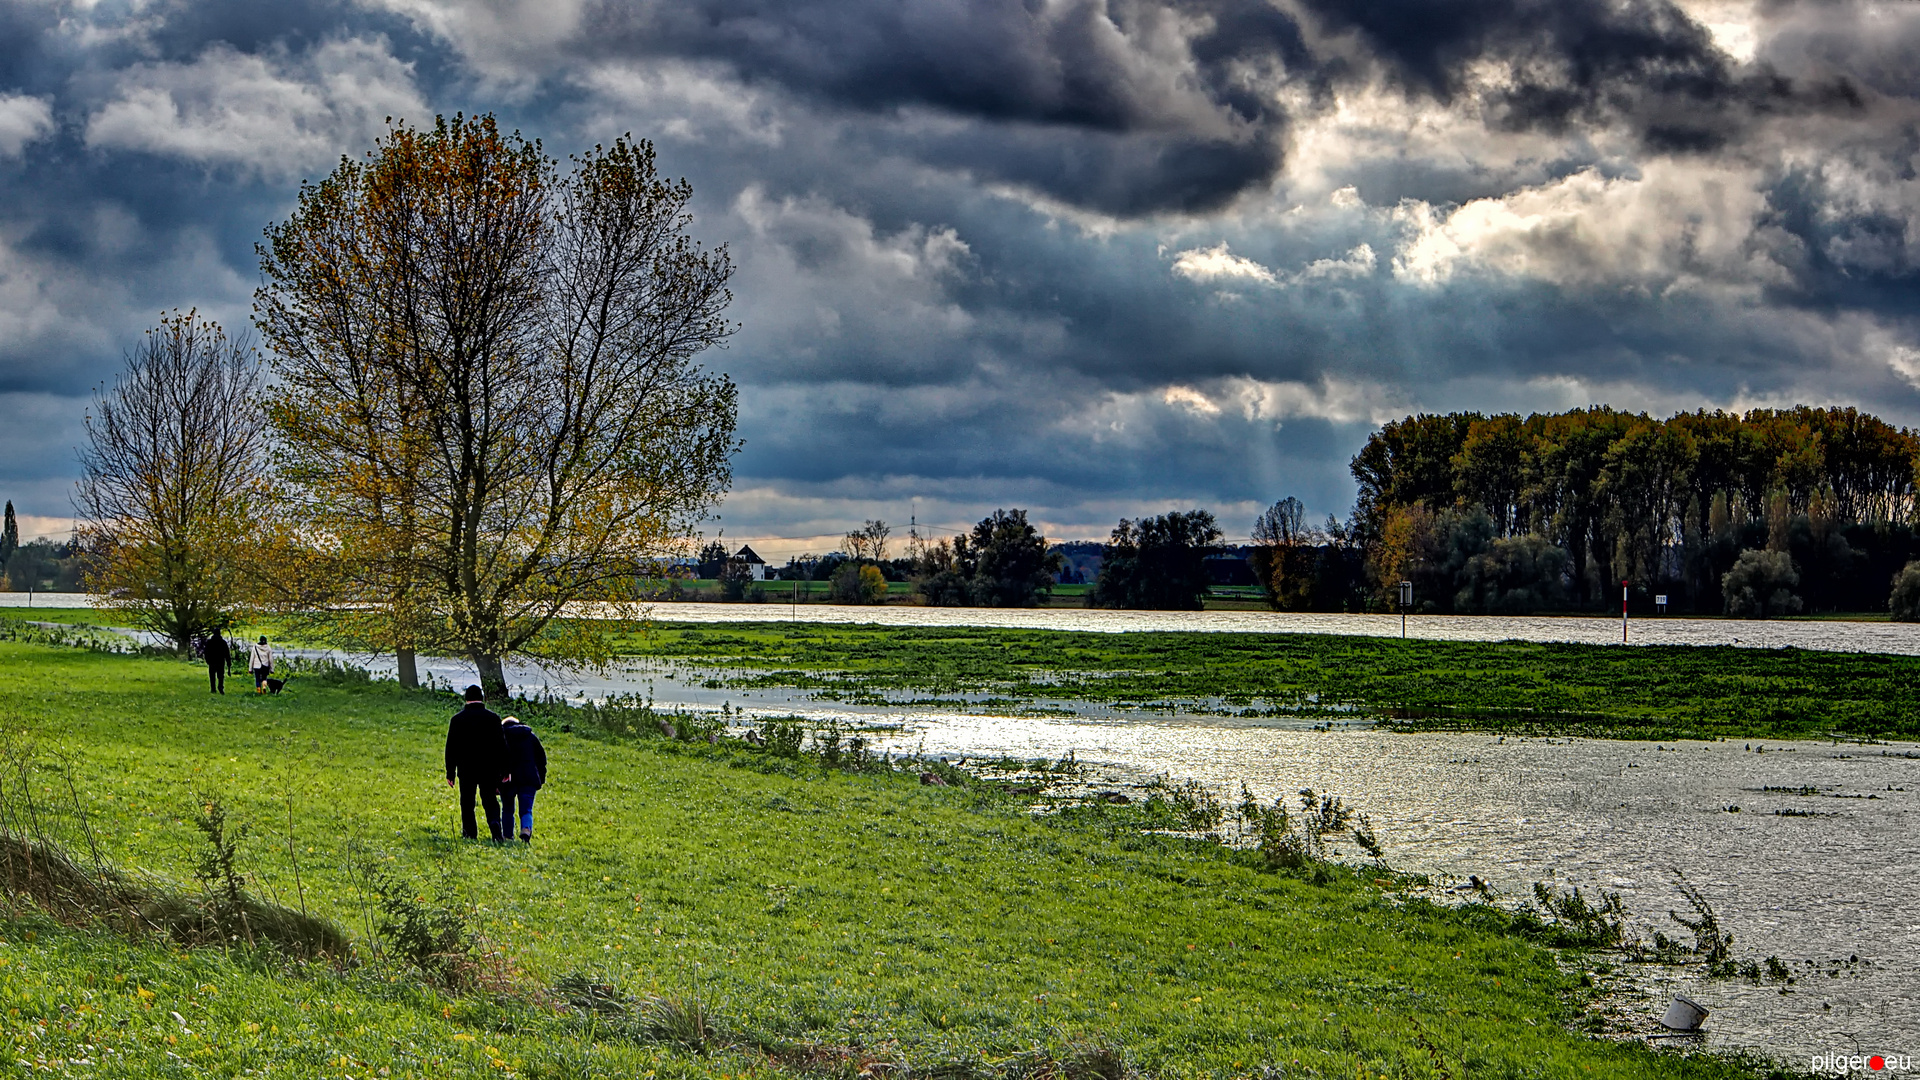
[248,636,274,693]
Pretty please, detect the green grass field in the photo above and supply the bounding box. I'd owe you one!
[0,639,1801,1078]
[628,623,1920,741]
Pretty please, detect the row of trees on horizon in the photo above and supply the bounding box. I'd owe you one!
[685,405,1920,620]
[1350,407,1920,618]
[27,378,1920,634]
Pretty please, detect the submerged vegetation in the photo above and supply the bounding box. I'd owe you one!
[0,637,1813,1078]
[627,621,1920,740]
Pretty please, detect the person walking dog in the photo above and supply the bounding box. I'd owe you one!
[247,636,274,693]
[500,715,547,843]
[445,686,512,841]
[203,629,230,694]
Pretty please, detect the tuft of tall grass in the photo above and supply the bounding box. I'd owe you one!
[1234,784,1375,873]
[0,769,350,962]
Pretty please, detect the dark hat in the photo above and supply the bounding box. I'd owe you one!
[258,636,268,644]
[463,685,485,702]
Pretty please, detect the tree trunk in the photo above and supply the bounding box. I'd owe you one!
[396,648,419,690]
[474,653,509,701]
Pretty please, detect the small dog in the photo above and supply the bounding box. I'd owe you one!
[265,676,289,695]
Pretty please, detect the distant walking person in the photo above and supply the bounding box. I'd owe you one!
[203,629,230,694]
[248,636,274,693]
[500,716,547,844]
[445,686,511,841]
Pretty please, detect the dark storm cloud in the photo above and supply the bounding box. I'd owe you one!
[554,0,1880,217]
[1293,0,1869,154]
[1755,164,1920,314]
[564,0,1316,214]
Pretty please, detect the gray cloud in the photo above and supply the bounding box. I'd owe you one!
[0,0,1918,545]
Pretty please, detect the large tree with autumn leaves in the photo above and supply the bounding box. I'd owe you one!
[257,114,738,696]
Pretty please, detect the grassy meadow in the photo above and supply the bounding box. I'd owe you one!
[629,622,1920,742]
[0,635,1808,1078]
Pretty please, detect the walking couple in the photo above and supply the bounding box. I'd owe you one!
[444,686,548,843]
[196,630,274,694]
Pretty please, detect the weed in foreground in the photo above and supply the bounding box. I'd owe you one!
[356,850,480,989]
[1235,784,1376,872]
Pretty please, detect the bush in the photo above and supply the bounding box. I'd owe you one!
[1891,561,1920,621]
[1235,785,1372,871]
[718,557,753,601]
[830,562,888,604]
[1454,533,1571,614]
[362,858,478,988]
[756,718,805,757]
[1722,548,1801,618]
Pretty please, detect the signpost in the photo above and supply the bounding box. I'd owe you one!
[1398,580,1413,639]
[1622,580,1630,643]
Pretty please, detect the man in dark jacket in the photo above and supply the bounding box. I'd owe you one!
[445,685,511,841]
[499,716,547,843]
[203,630,230,694]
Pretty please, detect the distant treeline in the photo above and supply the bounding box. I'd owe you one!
[686,405,1920,618]
[1338,406,1920,616]
[0,502,84,593]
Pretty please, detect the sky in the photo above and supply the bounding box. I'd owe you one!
[1,0,1918,561]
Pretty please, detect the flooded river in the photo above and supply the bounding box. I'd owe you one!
[853,710,1918,1063]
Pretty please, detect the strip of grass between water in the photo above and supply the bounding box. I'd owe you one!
[620,622,1920,742]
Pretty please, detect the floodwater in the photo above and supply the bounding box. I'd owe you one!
[849,710,1919,1063]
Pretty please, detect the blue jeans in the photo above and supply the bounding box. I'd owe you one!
[502,786,538,836]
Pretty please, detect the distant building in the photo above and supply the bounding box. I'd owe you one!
[734,545,769,581]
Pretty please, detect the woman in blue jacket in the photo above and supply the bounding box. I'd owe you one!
[499,716,547,843]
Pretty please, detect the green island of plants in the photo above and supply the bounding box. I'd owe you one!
[626,622,1920,742]
[0,638,1807,1078]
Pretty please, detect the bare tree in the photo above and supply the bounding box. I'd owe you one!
[259,115,738,697]
[77,312,269,651]
[843,519,891,563]
[1251,496,1324,611]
